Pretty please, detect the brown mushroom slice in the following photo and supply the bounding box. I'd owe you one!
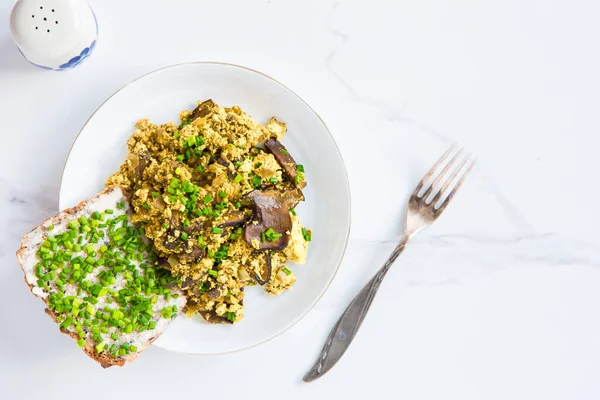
[254,252,272,286]
[264,139,306,189]
[181,277,198,289]
[216,157,236,179]
[178,242,206,263]
[243,190,294,251]
[162,229,180,251]
[282,188,305,210]
[219,210,251,228]
[201,310,233,325]
[190,99,217,121]
[127,150,151,181]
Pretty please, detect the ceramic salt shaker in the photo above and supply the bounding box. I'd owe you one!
[10,0,97,70]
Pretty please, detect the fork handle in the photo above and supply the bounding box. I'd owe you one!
[303,237,409,382]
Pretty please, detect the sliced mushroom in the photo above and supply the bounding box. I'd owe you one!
[216,157,236,179]
[282,188,305,210]
[264,139,306,189]
[207,288,221,299]
[243,190,295,251]
[181,277,198,289]
[190,99,217,121]
[218,210,251,228]
[162,229,180,251]
[178,242,205,263]
[254,252,272,286]
[128,150,151,181]
[201,310,233,325]
[155,257,172,271]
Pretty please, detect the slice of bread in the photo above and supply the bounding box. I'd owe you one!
[16,186,186,368]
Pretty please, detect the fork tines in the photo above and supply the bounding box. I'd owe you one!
[416,143,476,210]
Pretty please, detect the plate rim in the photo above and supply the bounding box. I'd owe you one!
[58,61,352,355]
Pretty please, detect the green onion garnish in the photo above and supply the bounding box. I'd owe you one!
[302,227,312,242]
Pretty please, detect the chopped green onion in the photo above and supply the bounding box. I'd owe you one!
[68,220,80,229]
[180,232,188,241]
[282,267,292,275]
[179,118,191,129]
[252,175,261,188]
[47,225,54,231]
[289,208,296,216]
[233,174,243,183]
[151,192,160,197]
[218,191,227,198]
[211,227,223,234]
[117,202,125,209]
[302,227,312,242]
[208,269,218,277]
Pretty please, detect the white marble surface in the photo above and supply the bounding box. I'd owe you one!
[1,0,600,398]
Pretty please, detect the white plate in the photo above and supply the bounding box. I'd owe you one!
[59,62,351,355]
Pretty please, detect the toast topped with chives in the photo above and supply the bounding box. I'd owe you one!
[16,186,186,367]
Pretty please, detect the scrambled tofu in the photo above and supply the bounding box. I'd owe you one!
[106,100,311,324]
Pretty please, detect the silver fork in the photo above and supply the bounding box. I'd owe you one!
[303,144,476,382]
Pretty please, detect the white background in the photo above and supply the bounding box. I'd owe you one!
[2,0,600,399]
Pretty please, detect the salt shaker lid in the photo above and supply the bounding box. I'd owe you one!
[10,0,97,70]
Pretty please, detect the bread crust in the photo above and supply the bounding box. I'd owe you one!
[16,186,182,368]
